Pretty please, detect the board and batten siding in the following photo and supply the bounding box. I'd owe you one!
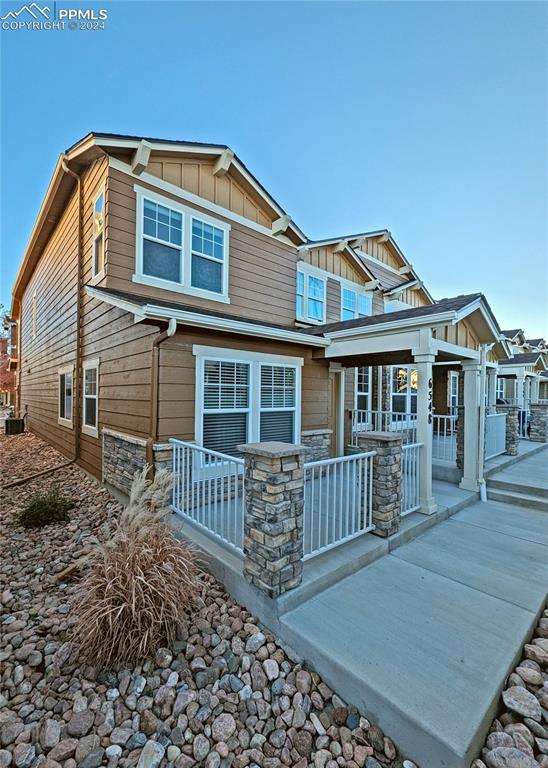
[104,167,300,327]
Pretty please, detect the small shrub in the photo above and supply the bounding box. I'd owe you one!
[16,487,73,528]
[72,466,202,668]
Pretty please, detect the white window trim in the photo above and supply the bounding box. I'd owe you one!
[354,366,372,411]
[133,185,231,304]
[193,345,303,451]
[296,264,327,325]
[58,364,74,429]
[91,187,106,283]
[340,280,373,321]
[82,358,100,438]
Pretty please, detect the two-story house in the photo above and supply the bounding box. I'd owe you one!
[10,133,508,509]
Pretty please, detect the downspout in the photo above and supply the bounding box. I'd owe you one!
[61,156,83,463]
[478,343,494,501]
[147,317,177,471]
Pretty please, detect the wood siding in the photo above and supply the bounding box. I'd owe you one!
[146,154,275,229]
[433,318,480,351]
[104,167,300,327]
[305,245,366,284]
[19,159,108,461]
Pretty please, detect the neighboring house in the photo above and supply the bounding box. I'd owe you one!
[10,133,510,509]
[497,329,547,406]
[0,318,17,407]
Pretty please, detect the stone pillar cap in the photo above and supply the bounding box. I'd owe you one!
[356,431,403,442]
[237,441,307,458]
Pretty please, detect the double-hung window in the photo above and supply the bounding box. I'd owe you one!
[259,365,296,442]
[135,187,230,303]
[496,377,505,401]
[82,359,99,438]
[58,365,73,428]
[202,360,250,456]
[196,347,302,457]
[92,190,105,278]
[341,286,372,321]
[296,269,326,324]
[356,367,371,412]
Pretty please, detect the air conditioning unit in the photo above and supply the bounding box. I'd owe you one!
[5,418,25,436]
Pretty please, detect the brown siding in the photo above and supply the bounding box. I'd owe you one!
[104,168,299,327]
[305,245,365,283]
[156,329,330,443]
[19,159,106,460]
[433,318,480,351]
[146,155,274,228]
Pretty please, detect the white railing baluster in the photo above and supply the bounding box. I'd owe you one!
[302,450,376,560]
[485,412,507,459]
[401,442,422,516]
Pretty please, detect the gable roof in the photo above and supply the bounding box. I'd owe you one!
[526,338,545,347]
[499,352,546,368]
[501,329,524,340]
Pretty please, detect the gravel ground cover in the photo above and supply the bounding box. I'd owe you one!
[0,433,417,768]
[472,608,548,768]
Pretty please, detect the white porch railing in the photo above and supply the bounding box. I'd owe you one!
[303,452,375,560]
[518,409,531,440]
[484,413,506,459]
[401,442,422,516]
[432,415,457,463]
[350,410,417,445]
[170,439,244,552]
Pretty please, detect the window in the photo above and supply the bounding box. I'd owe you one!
[134,187,230,302]
[385,299,411,313]
[341,287,372,321]
[58,366,73,428]
[496,377,505,401]
[355,367,371,412]
[260,365,296,442]
[196,347,302,456]
[202,360,250,456]
[92,190,105,278]
[391,366,418,416]
[32,291,37,340]
[449,371,459,415]
[82,359,99,438]
[191,219,225,294]
[296,269,326,323]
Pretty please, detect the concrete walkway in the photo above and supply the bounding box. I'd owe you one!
[281,496,548,767]
[488,448,548,495]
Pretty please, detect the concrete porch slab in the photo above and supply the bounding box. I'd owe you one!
[454,497,548,545]
[280,500,548,767]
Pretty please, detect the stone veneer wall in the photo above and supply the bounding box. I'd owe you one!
[495,405,519,456]
[102,429,148,495]
[354,432,402,537]
[153,442,174,473]
[239,442,305,599]
[456,405,465,471]
[300,429,332,462]
[529,403,548,442]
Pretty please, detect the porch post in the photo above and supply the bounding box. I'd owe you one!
[459,362,482,492]
[239,442,306,598]
[487,369,497,412]
[516,374,526,407]
[531,376,540,405]
[414,352,437,514]
[529,403,548,442]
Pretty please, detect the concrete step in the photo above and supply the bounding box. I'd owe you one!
[486,488,548,512]
[488,477,548,499]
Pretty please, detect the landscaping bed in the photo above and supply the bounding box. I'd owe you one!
[473,608,548,768]
[0,432,416,768]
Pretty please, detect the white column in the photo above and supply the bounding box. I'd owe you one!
[459,362,483,492]
[516,374,526,407]
[415,352,437,515]
[531,377,540,404]
[487,369,497,412]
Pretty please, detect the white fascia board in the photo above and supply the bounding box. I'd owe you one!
[433,338,480,361]
[384,279,419,296]
[325,329,422,359]
[86,285,329,347]
[454,298,500,343]
[324,311,457,341]
[298,244,376,284]
[145,305,330,347]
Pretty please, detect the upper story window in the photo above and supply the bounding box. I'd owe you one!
[341,286,372,321]
[296,269,326,324]
[92,190,105,278]
[134,186,230,303]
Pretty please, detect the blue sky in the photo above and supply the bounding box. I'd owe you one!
[1,1,547,335]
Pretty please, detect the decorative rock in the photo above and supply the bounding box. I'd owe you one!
[67,709,94,737]
[193,734,210,762]
[40,719,61,751]
[263,659,279,681]
[12,745,34,768]
[105,745,123,760]
[48,739,78,762]
[136,740,165,768]
[155,648,173,668]
[211,713,236,743]
[484,747,539,767]
[0,751,11,768]
[502,687,542,722]
[1,721,23,747]
[245,633,266,653]
[127,732,147,750]
[79,749,105,768]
